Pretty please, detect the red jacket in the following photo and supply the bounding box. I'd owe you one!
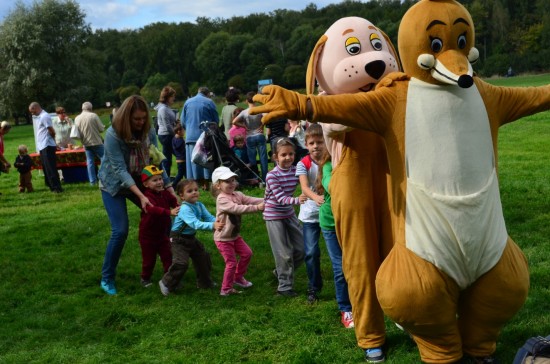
[139,189,179,239]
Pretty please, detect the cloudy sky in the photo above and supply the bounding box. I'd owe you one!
[0,0,340,30]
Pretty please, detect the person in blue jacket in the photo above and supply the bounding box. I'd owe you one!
[181,86,219,190]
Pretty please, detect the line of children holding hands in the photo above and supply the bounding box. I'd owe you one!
[137,123,354,327]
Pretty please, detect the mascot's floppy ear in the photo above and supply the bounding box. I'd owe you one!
[381,30,402,72]
[306,34,328,95]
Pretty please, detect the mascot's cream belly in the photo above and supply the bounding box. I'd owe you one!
[404,79,507,288]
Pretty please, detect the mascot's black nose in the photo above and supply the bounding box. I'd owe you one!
[365,60,386,80]
[458,75,474,88]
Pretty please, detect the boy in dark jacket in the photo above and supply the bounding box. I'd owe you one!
[13,145,34,192]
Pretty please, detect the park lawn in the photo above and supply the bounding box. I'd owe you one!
[0,74,549,363]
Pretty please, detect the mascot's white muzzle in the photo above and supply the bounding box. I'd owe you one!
[417,48,479,88]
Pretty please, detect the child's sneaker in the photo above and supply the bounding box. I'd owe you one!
[277,289,298,297]
[100,279,117,295]
[158,280,170,296]
[140,278,152,288]
[306,289,319,304]
[234,277,253,288]
[341,311,355,328]
[364,347,385,363]
[220,288,242,296]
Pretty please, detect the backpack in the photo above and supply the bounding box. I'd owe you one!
[513,335,550,364]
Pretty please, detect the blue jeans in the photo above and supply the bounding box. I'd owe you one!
[85,144,104,185]
[303,221,322,292]
[246,134,268,181]
[101,190,139,282]
[158,134,174,177]
[322,229,352,312]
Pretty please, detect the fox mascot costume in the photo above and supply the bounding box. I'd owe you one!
[253,0,550,362]
[305,16,399,360]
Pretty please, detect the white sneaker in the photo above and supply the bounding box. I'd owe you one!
[159,280,170,296]
[234,277,253,288]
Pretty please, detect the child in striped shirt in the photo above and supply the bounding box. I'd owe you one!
[263,138,307,297]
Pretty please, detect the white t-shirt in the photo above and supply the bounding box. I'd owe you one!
[295,157,320,223]
[33,110,56,151]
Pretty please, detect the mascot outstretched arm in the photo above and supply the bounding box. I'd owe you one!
[253,0,550,362]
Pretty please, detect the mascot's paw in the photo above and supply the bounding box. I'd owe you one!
[251,85,309,124]
[376,72,409,89]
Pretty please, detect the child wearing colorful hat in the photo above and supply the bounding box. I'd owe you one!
[138,165,180,287]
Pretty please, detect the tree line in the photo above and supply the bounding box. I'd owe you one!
[0,0,548,121]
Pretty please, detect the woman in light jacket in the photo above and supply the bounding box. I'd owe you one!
[98,95,174,295]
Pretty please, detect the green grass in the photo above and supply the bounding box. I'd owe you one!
[1,74,549,363]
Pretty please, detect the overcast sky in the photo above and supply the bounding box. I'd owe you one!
[0,1,340,31]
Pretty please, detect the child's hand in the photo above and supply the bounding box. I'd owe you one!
[170,206,180,216]
[213,221,225,231]
[312,194,325,206]
[257,202,265,211]
[298,194,308,204]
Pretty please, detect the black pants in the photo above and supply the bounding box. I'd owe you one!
[40,146,62,192]
[158,134,174,177]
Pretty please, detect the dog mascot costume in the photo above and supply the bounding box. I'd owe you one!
[305,17,399,355]
[253,0,550,362]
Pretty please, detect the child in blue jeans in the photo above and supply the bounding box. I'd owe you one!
[316,149,354,328]
[295,124,326,303]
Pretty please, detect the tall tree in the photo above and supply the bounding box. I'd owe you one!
[0,0,90,117]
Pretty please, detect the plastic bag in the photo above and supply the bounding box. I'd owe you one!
[191,131,208,168]
[69,124,80,139]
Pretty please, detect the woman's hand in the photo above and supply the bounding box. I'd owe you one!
[131,185,153,211]
[140,195,153,211]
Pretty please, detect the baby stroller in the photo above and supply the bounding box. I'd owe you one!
[193,121,263,186]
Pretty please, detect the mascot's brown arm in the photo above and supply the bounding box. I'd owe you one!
[309,83,397,134]
[475,79,550,127]
[252,82,399,135]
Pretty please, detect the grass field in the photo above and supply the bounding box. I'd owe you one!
[0,74,549,363]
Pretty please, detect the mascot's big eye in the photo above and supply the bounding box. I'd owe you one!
[430,37,443,53]
[457,33,467,49]
[345,36,361,55]
[370,33,383,51]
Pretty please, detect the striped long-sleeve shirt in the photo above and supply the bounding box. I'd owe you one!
[263,164,300,221]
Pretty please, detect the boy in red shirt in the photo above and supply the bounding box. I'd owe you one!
[138,165,180,287]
